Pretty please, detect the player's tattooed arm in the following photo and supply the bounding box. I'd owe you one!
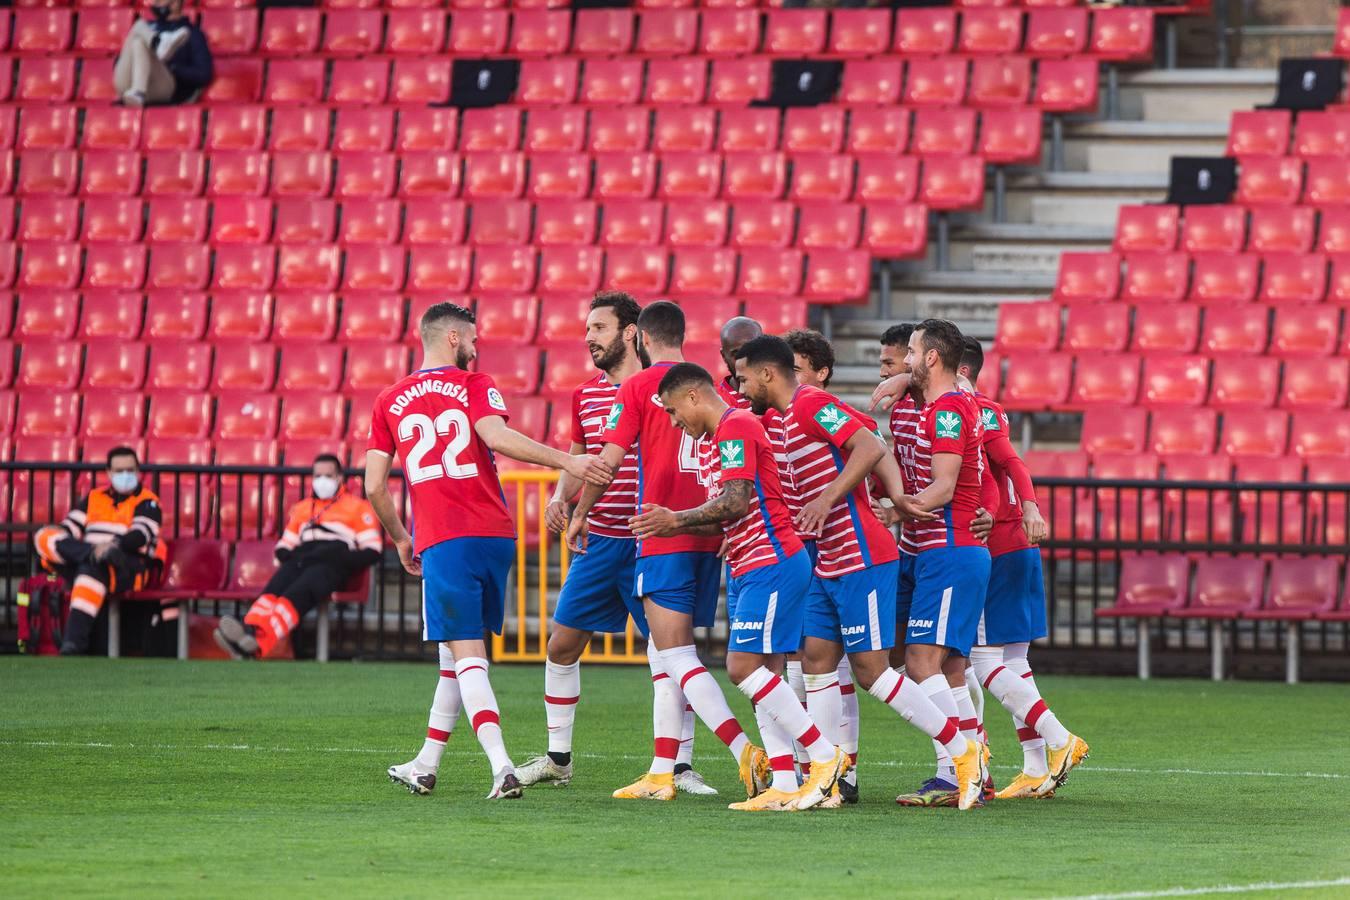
[629,481,752,538]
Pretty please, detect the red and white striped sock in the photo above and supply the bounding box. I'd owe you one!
[753,704,799,793]
[952,682,981,746]
[803,670,842,775]
[972,646,1070,749]
[837,660,860,767]
[867,669,968,758]
[785,661,812,769]
[415,645,461,771]
[738,667,837,766]
[676,704,695,770]
[455,656,514,778]
[658,645,748,760]
[544,658,580,759]
[1004,643,1048,776]
[647,642,682,776]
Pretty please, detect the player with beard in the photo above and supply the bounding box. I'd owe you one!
[716,317,762,409]
[518,293,713,796]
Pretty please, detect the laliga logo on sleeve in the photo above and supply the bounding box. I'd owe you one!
[980,407,1000,432]
[936,410,962,440]
[606,402,624,430]
[813,403,848,435]
[487,388,508,412]
[718,440,744,469]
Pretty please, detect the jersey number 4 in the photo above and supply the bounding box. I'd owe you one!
[399,410,478,483]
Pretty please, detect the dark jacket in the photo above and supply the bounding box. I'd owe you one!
[146,16,215,103]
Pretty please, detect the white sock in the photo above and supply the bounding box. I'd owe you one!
[837,660,860,764]
[544,658,580,757]
[1004,643,1048,777]
[952,682,980,744]
[658,645,749,759]
[455,656,513,778]
[971,645,1070,749]
[867,669,968,758]
[803,669,842,772]
[676,704,695,768]
[964,665,987,743]
[737,667,836,765]
[647,641,683,776]
[754,704,799,792]
[415,645,461,771]
[785,660,811,767]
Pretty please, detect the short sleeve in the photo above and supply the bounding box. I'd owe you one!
[715,416,760,483]
[600,379,641,450]
[468,373,511,424]
[929,396,968,456]
[367,395,396,457]
[570,388,586,445]
[795,390,864,449]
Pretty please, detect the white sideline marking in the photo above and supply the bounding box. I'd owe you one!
[4,740,1349,781]
[1048,876,1350,900]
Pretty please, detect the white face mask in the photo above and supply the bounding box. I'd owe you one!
[110,472,139,494]
[312,476,340,500]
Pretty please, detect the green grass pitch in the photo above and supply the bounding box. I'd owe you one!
[4,658,1349,899]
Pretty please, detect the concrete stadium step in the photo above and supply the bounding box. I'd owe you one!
[1001,170,1169,227]
[1119,67,1278,124]
[1065,120,1230,175]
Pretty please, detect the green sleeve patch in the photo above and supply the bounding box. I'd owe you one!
[605,403,623,431]
[718,439,746,469]
[980,407,1000,432]
[813,403,849,435]
[935,410,963,440]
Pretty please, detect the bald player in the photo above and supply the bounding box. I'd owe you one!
[717,317,762,410]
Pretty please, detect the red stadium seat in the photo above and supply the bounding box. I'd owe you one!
[718,109,780,154]
[475,343,541,395]
[259,8,320,54]
[398,153,463,197]
[202,59,264,105]
[402,198,466,245]
[796,203,861,250]
[17,340,82,391]
[18,150,79,197]
[82,341,147,392]
[1248,558,1341,622]
[1270,305,1340,357]
[958,7,1022,55]
[386,9,446,55]
[699,9,759,56]
[1303,158,1350,208]
[603,246,668,296]
[274,293,339,343]
[1080,406,1149,455]
[574,9,633,54]
[979,108,1043,165]
[1131,303,1200,354]
[538,246,603,295]
[205,106,265,153]
[1226,109,1291,158]
[580,59,643,106]
[82,244,147,291]
[829,9,892,56]
[448,8,509,53]
[264,60,326,106]
[16,392,81,438]
[1089,7,1154,62]
[1114,204,1179,253]
[407,246,473,294]
[340,297,405,345]
[525,109,586,154]
[17,58,76,104]
[333,109,395,155]
[210,246,274,292]
[1292,110,1350,159]
[473,246,538,294]
[270,151,334,199]
[537,296,592,343]
[665,200,729,248]
[207,151,268,198]
[744,298,808,335]
[476,296,540,343]
[147,342,212,393]
[208,291,273,343]
[859,203,928,258]
[1220,410,1289,457]
[1139,354,1209,408]
[846,107,910,157]
[268,108,330,154]
[145,392,212,441]
[1181,205,1246,254]
[199,8,259,55]
[15,292,80,340]
[469,200,532,246]
[724,152,788,201]
[666,246,739,299]
[787,154,851,203]
[1281,358,1349,412]
[334,153,397,201]
[1024,8,1088,57]
[345,343,411,394]
[855,157,920,203]
[79,150,143,197]
[280,393,345,442]
[323,9,384,56]
[783,107,847,156]
[919,157,985,211]
[1024,449,1089,481]
[81,391,146,441]
[1000,353,1074,411]
[390,60,451,106]
[146,243,210,291]
[335,198,396,245]
[598,200,661,247]
[535,199,597,246]
[18,107,76,151]
[18,196,78,242]
[658,153,722,200]
[538,342,594,398]
[144,293,208,343]
[968,56,1032,109]
[274,197,337,245]
[463,153,525,199]
[763,9,827,56]
[912,108,977,157]
[737,248,803,299]
[803,250,870,303]
[212,344,277,392]
[1236,156,1303,207]
[209,197,271,244]
[587,109,650,155]
[707,59,771,106]
[1120,252,1189,304]
[894,8,957,56]
[902,58,968,107]
[1260,254,1328,306]
[1033,58,1099,113]
[12,8,73,54]
[460,108,521,154]
[74,7,134,55]
[1249,207,1315,255]
[1210,356,1278,410]
[644,59,708,105]
[1070,353,1141,407]
[839,60,904,107]
[1062,304,1128,353]
[80,292,144,341]
[82,196,144,243]
[1170,557,1265,620]
[18,242,81,290]
[509,9,571,55]
[216,393,280,441]
[1150,407,1217,456]
[1052,252,1121,303]
[1188,252,1259,305]
[276,246,340,292]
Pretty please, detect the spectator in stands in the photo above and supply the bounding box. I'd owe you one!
[214,455,381,660]
[114,0,213,108]
[34,447,164,656]
[784,329,835,389]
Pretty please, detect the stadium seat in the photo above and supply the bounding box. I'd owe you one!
[1292,110,1350,159]
[473,246,539,294]
[330,61,391,106]
[581,58,643,106]
[860,203,928,259]
[199,8,258,55]
[398,153,463,198]
[737,248,803,299]
[18,196,78,242]
[340,296,405,344]
[202,59,264,105]
[525,109,586,155]
[208,245,273,292]
[394,110,457,157]
[1260,254,1329,306]
[469,201,532,246]
[796,203,861,250]
[80,292,144,341]
[1280,358,1349,412]
[854,157,920,203]
[1081,405,1150,455]
[1139,355,1209,408]
[538,246,603,295]
[534,200,597,246]
[264,60,325,106]
[894,8,957,57]
[1025,8,1089,57]
[268,108,330,154]
[17,58,76,104]
[1114,204,1179,253]
[74,7,134,55]
[665,200,730,247]
[1023,449,1089,481]
[1097,553,1191,623]
[1303,158,1350,208]
[12,8,73,54]
[699,8,760,56]
[994,301,1061,353]
[17,150,79,197]
[1052,252,1121,303]
[147,342,212,393]
[15,292,79,341]
[537,296,593,343]
[967,57,1032,109]
[460,108,521,154]
[17,340,82,391]
[212,344,278,393]
[1032,58,1100,114]
[1188,252,1260,305]
[476,296,540,343]
[280,393,345,442]
[1172,557,1264,620]
[1131,303,1200,354]
[1120,252,1189,304]
[146,392,212,441]
[259,8,320,55]
[272,293,339,344]
[18,107,77,151]
[475,343,541,395]
[958,7,1023,56]
[205,107,265,153]
[1089,7,1154,62]
[762,9,827,56]
[1062,304,1128,353]
[16,392,81,438]
[902,58,968,107]
[142,154,204,199]
[1291,411,1350,459]
[1235,156,1303,207]
[588,109,650,155]
[604,246,669,296]
[333,109,395,155]
[144,293,208,343]
[573,8,633,54]
[911,108,977,157]
[845,107,910,156]
[80,150,143,197]
[667,246,735,298]
[270,152,334,199]
[1226,110,1291,158]
[644,59,708,105]
[1269,305,1340,357]
[207,151,269,197]
[528,152,584,197]
[830,9,892,57]
[82,390,146,437]
[463,153,525,199]
[1219,409,1289,457]
[803,250,869,303]
[345,343,411,393]
[839,60,904,107]
[1070,353,1141,407]
[407,246,473,294]
[215,393,280,441]
[979,108,1044,165]
[82,196,145,243]
[784,108,846,155]
[1248,207,1316,255]
[1209,356,1279,410]
[278,198,341,244]
[707,59,771,106]
[1000,353,1072,411]
[384,9,446,55]
[401,198,465,245]
[1246,557,1340,623]
[208,197,270,244]
[724,152,788,201]
[389,59,451,106]
[83,244,147,291]
[1150,407,1218,456]
[918,157,984,210]
[1181,205,1246,254]
[18,242,80,290]
[659,153,722,200]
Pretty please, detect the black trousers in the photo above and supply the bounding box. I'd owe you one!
[263,558,346,620]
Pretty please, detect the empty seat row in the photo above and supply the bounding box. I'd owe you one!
[0,242,873,301]
[1053,251,1350,306]
[999,352,1350,413]
[1,150,984,209]
[1,6,1154,61]
[1025,446,1343,484]
[999,300,1350,357]
[1227,109,1350,161]
[0,196,929,258]
[1113,203,1350,255]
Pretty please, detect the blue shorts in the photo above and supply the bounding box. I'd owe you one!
[804,560,899,652]
[725,561,738,609]
[554,534,647,637]
[907,546,991,658]
[896,551,917,627]
[421,537,516,642]
[635,551,721,629]
[803,540,818,571]
[978,547,1048,646]
[728,550,812,655]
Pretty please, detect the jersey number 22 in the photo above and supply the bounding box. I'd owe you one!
[399,410,478,483]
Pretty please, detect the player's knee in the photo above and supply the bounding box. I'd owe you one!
[725,653,758,684]
[846,652,887,692]
[969,645,1005,686]
[546,627,586,666]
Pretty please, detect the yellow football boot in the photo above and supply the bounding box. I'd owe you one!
[612,771,676,801]
[995,771,1054,800]
[952,739,985,811]
[1042,734,1090,795]
[796,747,849,812]
[737,744,771,798]
[728,788,800,812]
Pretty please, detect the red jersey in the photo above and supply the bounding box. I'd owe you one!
[784,385,899,578]
[716,375,752,411]
[601,362,722,557]
[704,409,803,577]
[900,390,987,552]
[975,393,1038,557]
[762,407,807,537]
[889,394,925,555]
[571,372,640,540]
[368,366,515,555]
